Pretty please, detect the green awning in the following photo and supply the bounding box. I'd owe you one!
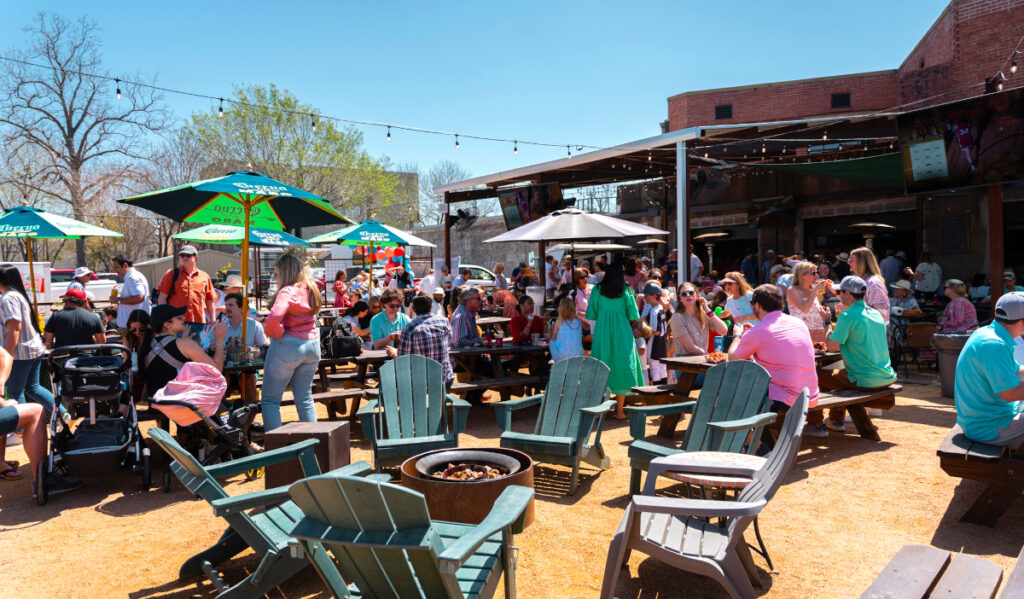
[756,152,904,186]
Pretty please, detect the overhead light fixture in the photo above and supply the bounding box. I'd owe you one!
[386,126,391,142]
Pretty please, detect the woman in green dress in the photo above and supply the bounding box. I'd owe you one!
[585,262,643,419]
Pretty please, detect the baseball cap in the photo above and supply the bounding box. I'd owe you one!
[769,264,786,276]
[891,280,912,291]
[179,245,198,256]
[220,274,244,288]
[433,287,445,295]
[73,266,92,278]
[839,275,867,294]
[995,292,1024,320]
[62,287,87,300]
[642,282,662,296]
[150,304,187,331]
[1004,269,1016,280]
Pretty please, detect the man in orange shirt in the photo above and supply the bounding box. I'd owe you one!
[156,245,217,340]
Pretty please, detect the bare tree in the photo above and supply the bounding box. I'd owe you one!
[0,13,168,265]
[418,160,473,226]
[571,183,619,213]
[0,143,68,262]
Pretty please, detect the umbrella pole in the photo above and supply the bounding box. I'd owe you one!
[239,205,251,403]
[26,238,39,316]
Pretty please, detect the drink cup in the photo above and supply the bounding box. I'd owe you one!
[496,337,503,347]
[531,333,541,346]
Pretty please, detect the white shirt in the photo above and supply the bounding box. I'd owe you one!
[916,262,942,293]
[430,299,445,317]
[117,267,151,328]
[689,254,703,282]
[419,274,436,294]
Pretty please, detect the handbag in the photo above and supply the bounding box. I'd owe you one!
[321,317,362,358]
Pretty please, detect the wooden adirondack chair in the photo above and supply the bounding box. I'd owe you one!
[357,354,471,469]
[287,474,534,599]
[494,356,615,495]
[148,427,379,598]
[625,360,775,495]
[600,389,810,599]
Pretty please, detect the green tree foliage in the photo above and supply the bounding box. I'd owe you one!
[183,83,396,216]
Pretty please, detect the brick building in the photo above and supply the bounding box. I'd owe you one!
[660,0,1024,280]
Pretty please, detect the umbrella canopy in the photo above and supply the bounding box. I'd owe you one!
[172,224,309,247]
[483,208,668,243]
[0,206,123,239]
[118,170,353,231]
[305,220,436,248]
[546,243,634,253]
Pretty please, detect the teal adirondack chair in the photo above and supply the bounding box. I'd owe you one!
[357,354,471,469]
[148,427,381,598]
[626,360,775,495]
[494,356,615,494]
[287,474,534,599]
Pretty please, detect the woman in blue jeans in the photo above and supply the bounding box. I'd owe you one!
[0,264,54,416]
[261,252,322,431]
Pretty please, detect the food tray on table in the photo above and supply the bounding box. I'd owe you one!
[705,352,727,364]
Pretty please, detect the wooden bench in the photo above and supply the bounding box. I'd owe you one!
[310,388,366,422]
[937,424,1024,527]
[862,543,1024,598]
[770,384,901,442]
[450,375,544,401]
[633,383,689,406]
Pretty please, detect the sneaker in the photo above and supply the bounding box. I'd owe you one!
[825,418,846,433]
[32,475,84,500]
[6,432,22,446]
[803,423,828,438]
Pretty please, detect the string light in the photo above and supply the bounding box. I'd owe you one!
[218,98,224,118]
[455,135,460,149]
[761,144,766,153]
[310,113,316,131]
[1012,53,1019,74]
[513,140,518,155]
[115,78,121,100]
[822,131,828,141]
[386,126,391,142]
[567,145,572,159]
[647,152,652,162]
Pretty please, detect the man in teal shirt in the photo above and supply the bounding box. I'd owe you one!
[370,288,410,349]
[955,292,1024,445]
[822,275,897,432]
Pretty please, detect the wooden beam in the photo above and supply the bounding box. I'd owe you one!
[989,184,1004,309]
[445,188,499,203]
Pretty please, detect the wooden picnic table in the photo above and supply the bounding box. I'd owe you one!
[654,352,842,438]
[476,316,510,336]
[448,342,549,401]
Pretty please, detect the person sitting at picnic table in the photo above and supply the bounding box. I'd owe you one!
[430,287,447,317]
[101,306,118,333]
[332,270,349,309]
[370,288,410,350]
[787,261,832,343]
[954,292,1024,446]
[819,276,897,433]
[449,287,497,402]
[624,258,645,292]
[889,280,922,343]
[550,297,584,362]
[586,262,644,420]
[670,282,728,362]
[510,295,544,344]
[384,295,454,386]
[722,271,758,326]
[448,284,467,318]
[938,279,979,332]
[43,288,106,349]
[699,277,721,302]
[343,300,371,340]
[726,284,823,436]
[139,304,226,398]
[202,292,269,403]
[573,268,592,330]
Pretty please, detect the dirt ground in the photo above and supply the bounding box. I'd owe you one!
[2,370,1022,599]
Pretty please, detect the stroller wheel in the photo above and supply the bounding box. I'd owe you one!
[244,466,265,481]
[35,461,48,506]
[141,448,152,490]
[162,468,171,493]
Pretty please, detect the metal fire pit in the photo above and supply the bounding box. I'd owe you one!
[401,447,535,529]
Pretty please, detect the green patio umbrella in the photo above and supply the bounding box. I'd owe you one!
[306,219,435,276]
[172,223,310,310]
[0,205,123,312]
[119,170,352,345]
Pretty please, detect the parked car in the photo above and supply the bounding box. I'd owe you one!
[458,264,498,288]
[50,270,118,301]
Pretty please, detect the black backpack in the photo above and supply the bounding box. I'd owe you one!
[321,317,362,358]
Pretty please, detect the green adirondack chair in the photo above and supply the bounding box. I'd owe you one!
[494,356,615,495]
[625,360,775,495]
[148,427,381,598]
[357,354,471,469]
[287,474,534,599]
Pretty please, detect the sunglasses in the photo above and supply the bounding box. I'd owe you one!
[386,303,401,309]
[179,253,196,258]
[130,327,145,333]
[679,291,696,297]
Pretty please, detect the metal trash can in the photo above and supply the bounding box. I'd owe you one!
[933,332,972,398]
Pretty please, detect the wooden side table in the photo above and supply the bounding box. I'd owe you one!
[264,421,350,489]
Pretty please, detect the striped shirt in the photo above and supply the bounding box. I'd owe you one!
[0,290,46,360]
[449,305,479,347]
[398,314,454,385]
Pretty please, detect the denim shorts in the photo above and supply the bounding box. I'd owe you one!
[0,405,19,436]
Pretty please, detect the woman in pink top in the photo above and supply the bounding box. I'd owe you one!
[938,279,978,332]
[849,247,890,324]
[261,252,322,430]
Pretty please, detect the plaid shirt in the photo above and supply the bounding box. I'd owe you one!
[449,305,479,347]
[399,313,454,385]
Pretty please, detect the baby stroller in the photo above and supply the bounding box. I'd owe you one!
[150,363,261,492]
[43,344,150,505]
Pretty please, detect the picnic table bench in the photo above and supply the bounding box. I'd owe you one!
[937,424,1024,526]
[311,388,366,422]
[862,543,1024,599]
[767,384,902,442]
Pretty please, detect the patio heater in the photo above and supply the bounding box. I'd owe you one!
[849,222,895,250]
[693,231,730,279]
[637,238,667,268]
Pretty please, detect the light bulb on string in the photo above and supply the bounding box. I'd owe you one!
[1012,59,1018,75]
[782,146,787,154]
[513,141,518,155]
[703,152,708,158]
[115,79,121,100]
[218,98,224,118]
[889,142,894,150]
[761,143,766,154]
[455,135,460,149]
[822,131,828,141]
[647,152,652,162]
[567,145,572,159]
[386,126,391,142]
[311,114,316,131]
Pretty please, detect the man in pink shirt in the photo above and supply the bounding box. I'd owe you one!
[727,284,825,437]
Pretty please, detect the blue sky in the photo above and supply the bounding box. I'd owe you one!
[1,0,950,179]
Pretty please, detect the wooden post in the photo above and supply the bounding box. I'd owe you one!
[989,185,1004,309]
[25,238,39,317]
[444,192,452,272]
[239,201,252,403]
[538,241,546,297]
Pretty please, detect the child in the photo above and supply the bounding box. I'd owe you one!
[641,282,669,385]
[101,306,118,332]
[550,297,584,362]
[631,319,653,386]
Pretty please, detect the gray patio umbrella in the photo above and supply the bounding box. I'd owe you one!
[484,208,668,244]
